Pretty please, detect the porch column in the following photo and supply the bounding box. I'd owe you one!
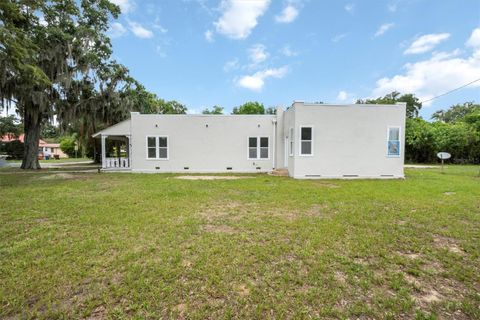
[127,135,131,168]
[101,134,106,169]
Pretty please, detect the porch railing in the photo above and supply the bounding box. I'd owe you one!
[105,157,129,169]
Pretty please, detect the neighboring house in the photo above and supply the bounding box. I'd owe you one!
[0,134,68,159]
[93,102,406,179]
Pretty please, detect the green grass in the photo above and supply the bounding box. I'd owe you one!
[0,166,479,319]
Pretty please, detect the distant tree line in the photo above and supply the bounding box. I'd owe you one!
[202,101,276,115]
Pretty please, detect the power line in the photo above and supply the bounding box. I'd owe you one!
[420,77,480,104]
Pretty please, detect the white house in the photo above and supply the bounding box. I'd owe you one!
[93,101,406,179]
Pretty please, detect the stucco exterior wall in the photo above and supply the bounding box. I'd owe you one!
[289,102,406,179]
[130,113,276,173]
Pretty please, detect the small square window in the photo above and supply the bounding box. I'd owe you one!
[147,136,168,159]
[248,137,268,159]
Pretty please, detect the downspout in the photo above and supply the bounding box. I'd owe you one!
[272,118,277,170]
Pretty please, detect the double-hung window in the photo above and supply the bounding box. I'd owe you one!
[300,126,313,156]
[248,137,269,160]
[147,136,168,159]
[387,127,400,156]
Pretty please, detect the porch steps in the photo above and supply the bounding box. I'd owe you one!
[269,168,289,177]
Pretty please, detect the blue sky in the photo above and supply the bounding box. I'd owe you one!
[107,0,480,118]
[5,0,479,119]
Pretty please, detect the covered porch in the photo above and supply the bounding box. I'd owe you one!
[92,119,132,171]
[100,135,131,170]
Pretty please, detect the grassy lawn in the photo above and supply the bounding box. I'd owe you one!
[1,167,479,319]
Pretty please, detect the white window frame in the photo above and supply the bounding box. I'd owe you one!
[289,127,294,157]
[299,126,314,156]
[386,126,401,157]
[247,136,270,160]
[146,135,169,160]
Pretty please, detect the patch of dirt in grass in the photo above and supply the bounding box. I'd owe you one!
[404,273,418,285]
[404,266,469,315]
[197,201,247,222]
[181,259,192,268]
[443,192,456,196]
[305,204,335,217]
[34,217,50,224]
[175,175,254,180]
[397,251,421,260]
[38,173,77,180]
[354,257,369,266]
[312,181,341,188]
[334,271,347,284]
[433,235,465,254]
[86,305,107,320]
[417,288,443,304]
[421,260,445,274]
[202,224,238,234]
[237,284,250,297]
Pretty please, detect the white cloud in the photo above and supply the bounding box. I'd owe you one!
[374,23,394,37]
[332,33,347,43]
[248,44,268,64]
[372,32,480,105]
[281,45,299,57]
[466,27,480,48]
[204,30,214,42]
[404,33,450,55]
[337,90,349,101]
[109,22,127,38]
[214,0,270,39]
[223,58,239,72]
[344,3,355,13]
[237,66,288,91]
[153,17,168,33]
[110,0,134,13]
[128,21,153,39]
[275,5,299,23]
[387,3,397,12]
[156,45,167,58]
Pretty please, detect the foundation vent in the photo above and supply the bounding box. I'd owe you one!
[226,167,233,170]
[343,174,359,178]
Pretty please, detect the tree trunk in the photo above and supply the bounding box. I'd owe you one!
[21,104,42,170]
